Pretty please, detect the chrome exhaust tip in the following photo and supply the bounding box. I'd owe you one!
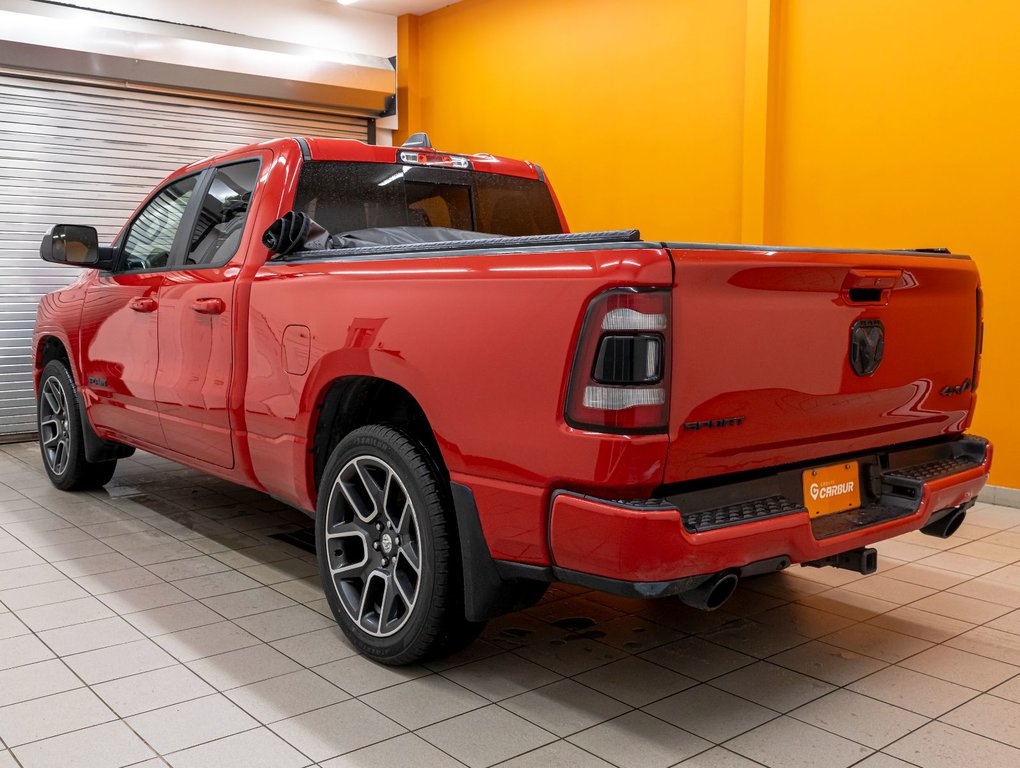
[679,571,739,611]
[921,507,968,539]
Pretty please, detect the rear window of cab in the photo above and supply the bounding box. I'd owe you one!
[293,161,562,238]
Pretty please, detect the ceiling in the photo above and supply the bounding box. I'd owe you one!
[336,0,456,16]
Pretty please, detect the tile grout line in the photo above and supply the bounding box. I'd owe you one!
[0,471,328,765]
[482,523,1020,760]
[5,444,1020,766]
[31,478,435,762]
[0,591,169,765]
[734,523,1020,761]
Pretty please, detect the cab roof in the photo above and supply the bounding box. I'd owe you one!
[178,137,543,181]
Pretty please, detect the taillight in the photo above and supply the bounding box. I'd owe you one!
[973,286,983,391]
[565,288,671,433]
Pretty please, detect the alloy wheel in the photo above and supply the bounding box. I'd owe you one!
[324,455,423,637]
[39,376,71,476]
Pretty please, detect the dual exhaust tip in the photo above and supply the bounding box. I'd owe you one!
[679,571,740,612]
[678,504,968,612]
[920,506,968,539]
[677,550,876,613]
[682,546,879,612]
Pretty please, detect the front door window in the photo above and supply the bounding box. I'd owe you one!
[120,176,198,271]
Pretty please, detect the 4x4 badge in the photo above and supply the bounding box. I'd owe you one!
[849,319,884,376]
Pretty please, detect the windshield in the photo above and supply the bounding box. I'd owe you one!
[293,161,562,238]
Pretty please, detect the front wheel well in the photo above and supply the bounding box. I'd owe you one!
[311,376,448,495]
[37,336,70,371]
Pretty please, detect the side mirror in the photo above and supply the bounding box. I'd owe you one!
[40,225,115,268]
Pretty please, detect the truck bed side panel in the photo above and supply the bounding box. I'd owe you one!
[245,245,673,564]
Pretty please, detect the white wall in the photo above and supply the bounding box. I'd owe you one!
[24,0,397,58]
[0,0,397,114]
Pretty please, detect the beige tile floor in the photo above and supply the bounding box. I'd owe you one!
[1,441,1019,768]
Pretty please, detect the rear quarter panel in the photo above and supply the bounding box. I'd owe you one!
[245,245,673,562]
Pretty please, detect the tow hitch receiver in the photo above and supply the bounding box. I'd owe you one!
[803,547,878,575]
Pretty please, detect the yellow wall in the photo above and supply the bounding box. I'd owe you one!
[772,0,1020,488]
[400,0,1020,488]
[403,0,749,241]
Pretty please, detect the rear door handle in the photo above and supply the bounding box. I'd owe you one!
[191,298,225,315]
[129,297,158,313]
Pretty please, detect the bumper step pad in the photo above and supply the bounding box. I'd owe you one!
[810,502,913,539]
[682,495,803,534]
[883,456,980,483]
[673,437,988,536]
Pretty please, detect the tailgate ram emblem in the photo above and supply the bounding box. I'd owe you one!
[849,319,885,376]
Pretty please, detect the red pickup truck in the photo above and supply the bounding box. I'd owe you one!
[33,136,991,664]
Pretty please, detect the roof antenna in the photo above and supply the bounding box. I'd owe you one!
[402,132,432,149]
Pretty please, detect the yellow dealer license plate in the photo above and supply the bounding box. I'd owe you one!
[803,461,861,518]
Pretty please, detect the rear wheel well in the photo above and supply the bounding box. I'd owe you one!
[312,377,448,495]
[310,376,547,624]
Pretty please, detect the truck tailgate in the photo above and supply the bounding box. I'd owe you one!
[663,246,981,484]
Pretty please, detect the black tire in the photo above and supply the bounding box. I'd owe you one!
[315,425,484,665]
[37,360,117,491]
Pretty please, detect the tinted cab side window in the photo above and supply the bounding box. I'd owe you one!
[120,175,198,271]
[186,160,260,267]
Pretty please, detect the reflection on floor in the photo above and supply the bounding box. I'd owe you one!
[1,442,1020,768]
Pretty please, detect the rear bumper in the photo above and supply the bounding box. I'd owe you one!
[547,435,991,593]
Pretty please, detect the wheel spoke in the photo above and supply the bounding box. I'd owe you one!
[356,460,385,511]
[382,471,393,512]
[42,384,61,415]
[396,500,413,536]
[53,440,66,474]
[337,476,375,524]
[357,570,386,627]
[380,470,406,530]
[396,543,420,575]
[381,472,397,528]
[40,419,60,445]
[325,527,370,577]
[325,521,361,538]
[393,566,416,606]
[356,575,373,624]
[330,559,367,578]
[378,573,398,633]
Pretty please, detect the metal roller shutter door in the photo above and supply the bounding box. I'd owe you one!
[0,72,370,436]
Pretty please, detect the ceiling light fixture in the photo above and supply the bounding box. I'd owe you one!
[337,0,360,5]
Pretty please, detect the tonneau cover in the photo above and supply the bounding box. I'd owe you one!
[270,229,643,261]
